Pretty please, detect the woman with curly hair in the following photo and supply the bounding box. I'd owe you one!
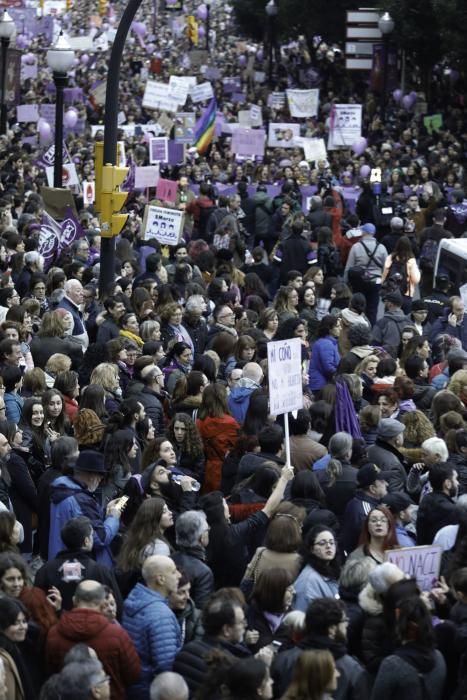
[399,410,435,465]
[447,369,467,408]
[159,303,193,352]
[167,413,205,483]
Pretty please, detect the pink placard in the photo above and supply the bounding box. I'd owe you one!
[156,178,178,204]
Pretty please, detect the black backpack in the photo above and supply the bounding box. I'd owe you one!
[319,244,343,277]
[382,257,409,295]
[419,239,438,271]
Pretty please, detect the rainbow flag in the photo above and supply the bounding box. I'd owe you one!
[193,97,217,154]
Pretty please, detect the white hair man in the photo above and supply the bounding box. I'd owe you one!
[57,279,89,350]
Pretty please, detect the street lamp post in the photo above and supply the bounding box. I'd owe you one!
[378,11,394,122]
[46,33,75,188]
[205,0,211,51]
[0,11,15,135]
[265,0,278,87]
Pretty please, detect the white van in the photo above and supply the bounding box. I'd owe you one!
[433,238,467,292]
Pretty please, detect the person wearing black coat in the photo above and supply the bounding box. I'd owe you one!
[172,510,214,610]
[138,368,165,435]
[6,443,37,555]
[317,461,358,523]
[34,515,123,615]
[272,218,314,285]
[30,333,83,371]
[416,463,460,545]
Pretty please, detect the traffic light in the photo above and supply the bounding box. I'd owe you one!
[98,0,106,17]
[99,163,129,238]
[186,16,198,45]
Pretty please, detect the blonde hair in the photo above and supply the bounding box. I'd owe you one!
[447,369,467,399]
[45,353,72,374]
[355,354,379,376]
[90,363,119,392]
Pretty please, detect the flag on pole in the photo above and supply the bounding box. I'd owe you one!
[59,207,85,255]
[39,211,61,270]
[192,97,217,154]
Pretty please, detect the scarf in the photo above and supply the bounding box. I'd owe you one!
[119,329,144,348]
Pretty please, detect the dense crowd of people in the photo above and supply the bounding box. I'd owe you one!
[0,0,467,699]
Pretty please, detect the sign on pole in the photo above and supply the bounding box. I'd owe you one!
[267,338,303,468]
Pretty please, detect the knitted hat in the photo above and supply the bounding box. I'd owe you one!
[73,409,105,446]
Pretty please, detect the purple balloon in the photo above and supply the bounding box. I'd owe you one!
[402,94,413,110]
[351,137,367,156]
[197,25,205,39]
[16,34,29,49]
[409,91,417,100]
[360,164,371,178]
[81,54,89,65]
[132,21,146,37]
[256,49,264,62]
[238,54,247,67]
[392,89,402,103]
[38,120,52,140]
[197,4,207,20]
[64,109,78,128]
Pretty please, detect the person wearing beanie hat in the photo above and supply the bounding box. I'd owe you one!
[383,492,416,547]
[344,223,388,326]
[48,449,124,567]
[367,419,408,494]
[371,287,414,357]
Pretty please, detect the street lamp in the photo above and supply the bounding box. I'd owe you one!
[265,0,278,87]
[0,11,15,135]
[205,0,211,51]
[46,32,75,188]
[378,11,394,121]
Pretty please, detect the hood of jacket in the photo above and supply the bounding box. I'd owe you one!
[350,345,375,359]
[124,582,167,618]
[49,475,84,505]
[55,608,109,642]
[358,583,383,616]
[394,642,436,673]
[229,384,256,405]
[253,192,270,206]
[383,309,408,322]
[299,633,348,660]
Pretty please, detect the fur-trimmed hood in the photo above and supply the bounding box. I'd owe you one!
[358,583,383,616]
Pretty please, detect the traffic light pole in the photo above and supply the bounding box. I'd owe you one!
[99,0,144,299]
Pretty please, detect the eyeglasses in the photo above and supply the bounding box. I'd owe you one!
[314,539,336,548]
[94,675,111,686]
[368,517,388,525]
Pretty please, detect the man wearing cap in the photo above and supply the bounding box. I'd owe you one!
[343,223,387,325]
[431,296,467,349]
[383,493,416,547]
[341,463,390,554]
[48,450,122,567]
[381,216,405,254]
[370,290,413,357]
[367,418,408,493]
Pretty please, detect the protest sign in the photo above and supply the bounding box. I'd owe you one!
[142,205,184,245]
[157,113,174,134]
[232,93,246,104]
[204,66,220,80]
[143,80,179,113]
[328,104,362,148]
[39,103,56,126]
[82,181,95,205]
[250,105,263,126]
[43,0,66,14]
[190,82,214,103]
[17,104,39,122]
[286,89,319,118]
[135,165,160,189]
[238,111,252,127]
[267,338,304,417]
[231,128,266,157]
[174,112,196,144]
[295,137,327,164]
[268,123,300,148]
[45,163,80,188]
[222,77,241,94]
[385,545,442,591]
[156,178,178,203]
[168,76,196,105]
[149,137,168,164]
[68,36,93,51]
[254,71,266,83]
[424,114,443,134]
[268,92,286,109]
[168,141,184,166]
[89,81,107,107]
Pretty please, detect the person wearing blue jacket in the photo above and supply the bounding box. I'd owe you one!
[308,315,342,395]
[123,555,182,700]
[48,450,121,566]
[3,366,24,425]
[227,362,263,425]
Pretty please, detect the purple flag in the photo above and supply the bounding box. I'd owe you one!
[39,211,61,271]
[59,207,85,255]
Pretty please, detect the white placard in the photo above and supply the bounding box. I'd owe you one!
[250,105,263,126]
[82,181,95,205]
[268,123,301,148]
[286,89,320,118]
[190,81,214,103]
[135,165,160,189]
[267,338,303,416]
[143,205,184,245]
[385,545,442,591]
[93,33,109,52]
[328,104,362,148]
[45,163,80,188]
[295,137,327,164]
[168,76,197,105]
[142,80,180,113]
[67,36,94,51]
[16,104,39,123]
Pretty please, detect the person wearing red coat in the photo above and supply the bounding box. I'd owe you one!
[46,580,140,700]
[196,384,239,493]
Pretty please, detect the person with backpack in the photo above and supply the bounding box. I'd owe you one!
[316,226,343,278]
[419,208,453,297]
[343,223,388,326]
[371,291,414,357]
[381,236,420,314]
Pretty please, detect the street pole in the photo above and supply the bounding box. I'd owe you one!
[99,0,145,298]
[205,1,210,50]
[265,0,277,88]
[378,12,394,122]
[53,72,67,188]
[0,38,8,135]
